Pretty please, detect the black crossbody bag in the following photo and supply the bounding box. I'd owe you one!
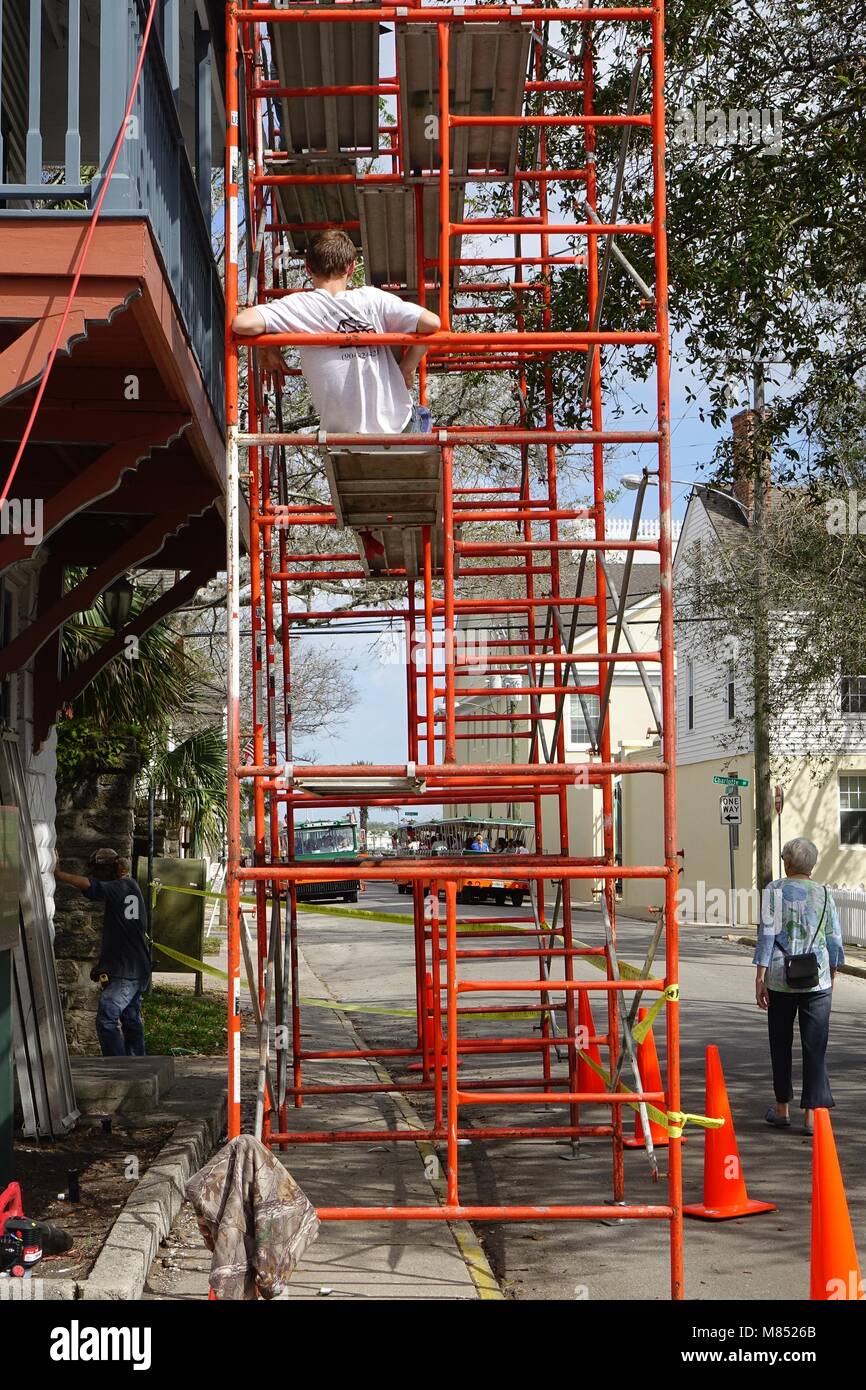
[776,887,828,991]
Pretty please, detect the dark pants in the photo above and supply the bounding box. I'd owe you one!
[767,988,834,1110]
[96,977,147,1057]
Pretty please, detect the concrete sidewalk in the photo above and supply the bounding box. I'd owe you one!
[145,944,496,1301]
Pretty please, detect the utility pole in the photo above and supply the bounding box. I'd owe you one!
[751,363,774,891]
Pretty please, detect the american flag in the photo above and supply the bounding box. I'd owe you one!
[242,737,256,765]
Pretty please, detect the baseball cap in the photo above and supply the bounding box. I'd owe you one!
[89,848,120,867]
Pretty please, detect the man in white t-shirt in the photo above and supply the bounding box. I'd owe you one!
[232,229,440,434]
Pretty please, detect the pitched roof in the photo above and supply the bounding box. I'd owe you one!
[699,487,751,549]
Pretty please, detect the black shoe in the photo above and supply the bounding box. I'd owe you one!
[764,1106,791,1128]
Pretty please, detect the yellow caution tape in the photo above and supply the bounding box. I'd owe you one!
[153,883,655,985]
[152,936,717,1137]
[151,940,228,979]
[150,887,673,1036]
[567,935,648,983]
[149,936,419,1020]
[152,881,260,907]
[631,983,679,1044]
[575,1042,721,1136]
[302,996,414,1018]
[666,1111,724,1139]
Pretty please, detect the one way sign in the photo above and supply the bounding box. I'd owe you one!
[720,794,742,825]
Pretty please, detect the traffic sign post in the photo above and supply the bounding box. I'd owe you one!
[718,792,742,926]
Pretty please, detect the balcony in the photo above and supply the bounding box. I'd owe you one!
[0,0,225,419]
[0,2,243,750]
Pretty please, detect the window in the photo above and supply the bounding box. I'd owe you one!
[686,659,694,731]
[841,675,866,715]
[839,775,866,846]
[726,661,735,720]
[570,694,600,747]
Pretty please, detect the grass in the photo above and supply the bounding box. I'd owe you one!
[142,983,226,1055]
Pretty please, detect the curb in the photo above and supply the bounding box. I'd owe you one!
[726,934,866,982]
[40,1091,226,1301]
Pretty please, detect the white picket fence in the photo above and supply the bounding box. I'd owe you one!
[573,517,682,562]
[828,887,866,947]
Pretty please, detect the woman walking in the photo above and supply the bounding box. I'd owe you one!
[753,837,845,1135]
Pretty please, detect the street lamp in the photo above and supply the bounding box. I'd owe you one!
[620,471,749,518]
[102,575,135,631]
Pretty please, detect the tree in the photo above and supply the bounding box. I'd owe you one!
[56,578,228,854]
[523,2,866,473]
[170,573,360,752]
[149,726,227,853]
[676,394,866,779]
[61,576,198,732]
[658,0,866,468]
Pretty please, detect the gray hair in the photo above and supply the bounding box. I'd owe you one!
[781,837,818,875]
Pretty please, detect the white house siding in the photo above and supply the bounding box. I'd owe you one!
[771,658,866,756]
[639,491,866,918]
[674,499,752,766]
[2,556,58,930]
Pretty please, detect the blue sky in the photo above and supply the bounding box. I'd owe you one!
[280,25,745,812]
[298,346,729,818]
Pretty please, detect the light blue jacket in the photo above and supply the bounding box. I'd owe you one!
[753,877,845,992]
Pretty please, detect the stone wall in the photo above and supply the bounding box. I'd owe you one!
[52,740,140,1054]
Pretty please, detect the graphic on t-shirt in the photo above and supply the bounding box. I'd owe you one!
[337,314,375,335]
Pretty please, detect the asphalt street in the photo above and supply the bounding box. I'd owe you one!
[293,881,866,1301]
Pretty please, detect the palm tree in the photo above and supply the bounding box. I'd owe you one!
[62,581,197,730]
[57,577,226,852]
[149,726,227,853]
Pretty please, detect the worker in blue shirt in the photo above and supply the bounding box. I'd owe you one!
[55,847,151,1057]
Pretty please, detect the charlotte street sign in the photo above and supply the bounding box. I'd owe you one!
[713,775,749,787]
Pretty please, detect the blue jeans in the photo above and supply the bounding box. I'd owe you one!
[96,977,147,1057]
[404,404,432,433]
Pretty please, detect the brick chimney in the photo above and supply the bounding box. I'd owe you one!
[731,408,771,517]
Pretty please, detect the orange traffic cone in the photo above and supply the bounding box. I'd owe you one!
[577,988,606,1096]
[683,1045,776,1220]
[810,1108,863,1300]
[624,1007,669,1148]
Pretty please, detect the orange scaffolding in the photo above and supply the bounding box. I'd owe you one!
[224,0,682,1297]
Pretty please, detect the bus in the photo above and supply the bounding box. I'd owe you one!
[393,817,534,907]
[292,820,361,903]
